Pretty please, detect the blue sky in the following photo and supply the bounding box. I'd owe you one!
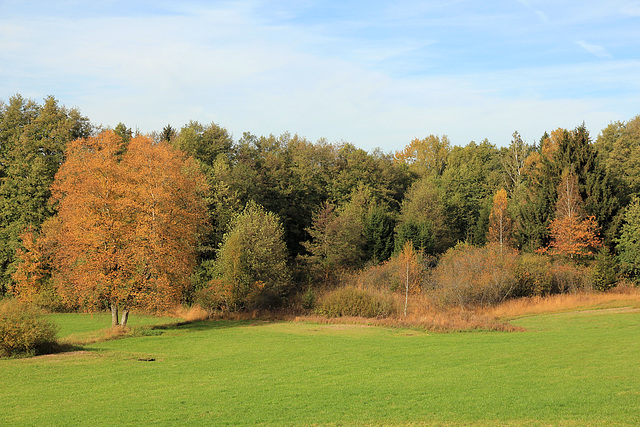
[1,0,639,151]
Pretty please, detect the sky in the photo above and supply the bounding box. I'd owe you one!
[1,0,639,152]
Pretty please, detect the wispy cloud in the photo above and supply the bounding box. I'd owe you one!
[576,40,613,58]
[0,1,638,150]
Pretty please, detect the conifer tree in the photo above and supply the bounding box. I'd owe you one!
[0,95,90,295]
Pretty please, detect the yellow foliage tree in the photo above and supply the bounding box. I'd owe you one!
[14,131,208,327]
[394,135,450,177]
[487,188,512,250]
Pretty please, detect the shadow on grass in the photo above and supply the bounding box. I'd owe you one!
[150,318,280,333]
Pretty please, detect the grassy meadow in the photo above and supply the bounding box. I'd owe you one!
[1,299,639,426]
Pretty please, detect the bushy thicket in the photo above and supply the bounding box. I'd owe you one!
[315,287,396,318]
[431,243,519,308]
[0,299,57,357]
[429,244,598,309]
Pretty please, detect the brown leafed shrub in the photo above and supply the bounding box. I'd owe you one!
[350,243,427,294]
[316,286,396,318]
[194,278,232,311]
[430,243,519,308]
[0,299,57,357]
[173,304,210,322]
[514,252,553,297]
[551,260,592,293]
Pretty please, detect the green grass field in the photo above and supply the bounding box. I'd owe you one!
[1,309,639,426]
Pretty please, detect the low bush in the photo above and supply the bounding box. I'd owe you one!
[551,259,592,293]
[591,247,618,292]
[514,252,553,297]
[430,243,518,308]
[0,299,57,357]
[301,287,317,310]
[316,286,396,318]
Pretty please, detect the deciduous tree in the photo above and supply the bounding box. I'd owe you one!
[545,170,601,258]
[488,188,512,250]
[214,202,291,310]
[394,134,450,177]
[20,131,208,327]
[616,196,640,281]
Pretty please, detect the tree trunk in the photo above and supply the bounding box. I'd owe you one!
[111,303,119,328]
[120,308,130,327]
[404,262,409,317]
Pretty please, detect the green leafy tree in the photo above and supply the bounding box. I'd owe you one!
[301,194,369,284]
[592,247,618,291]
[439,139,503,245]
[174,122,238,259]
[595,115,640,198]
[215,202,291,310]
[500,131,534,196]
[616,196,640,281]
[0,95,91,295]
[395,177,449,254]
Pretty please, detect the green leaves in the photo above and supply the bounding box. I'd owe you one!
[215,202,291,310]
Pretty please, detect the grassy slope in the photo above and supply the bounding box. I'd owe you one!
[1,310,639,426]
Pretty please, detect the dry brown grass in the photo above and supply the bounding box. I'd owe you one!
[294,284,640,332]
[60,324,134,346]
[481,284,640,319]
[172,304,211,322]
[294,292,522,332]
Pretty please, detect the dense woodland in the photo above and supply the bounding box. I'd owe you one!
[1,94,640,324]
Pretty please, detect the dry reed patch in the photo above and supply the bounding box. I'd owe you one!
[481,287,640,319]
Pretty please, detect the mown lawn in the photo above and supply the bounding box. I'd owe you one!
[1,309,639,426]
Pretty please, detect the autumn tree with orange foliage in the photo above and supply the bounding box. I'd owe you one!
[487,188,512,250]
[545,169,601,258]
[14,131,208,327]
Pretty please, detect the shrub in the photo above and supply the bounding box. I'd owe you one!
[431,243,518,308]
[0,299,57,357]
[316,287,396,318]
[592,247,618,292]
[514,252,553,297]
[194,278,232,311]
[301,288,316,310]
[350,244,428,294]
[550,260,592,293]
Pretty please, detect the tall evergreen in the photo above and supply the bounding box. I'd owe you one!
[0,95,91,294]
[516,125,621,251]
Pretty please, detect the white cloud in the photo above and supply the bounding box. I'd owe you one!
[1,1,639,152]
[576,40,613,58]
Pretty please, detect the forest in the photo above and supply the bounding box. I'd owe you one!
[1,93,640,328]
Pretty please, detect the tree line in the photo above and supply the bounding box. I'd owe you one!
[2,94,639,323]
